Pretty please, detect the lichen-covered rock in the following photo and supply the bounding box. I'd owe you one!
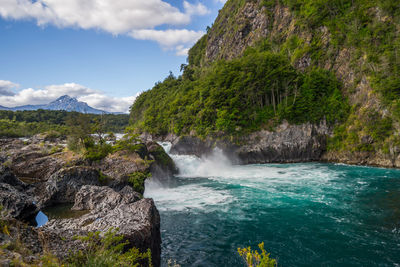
[43,186,161,266]
[40,166,102,207]
[0,166,26,190]
[169,121,331,164]
[0,183,38,222]
[72,185,141,211]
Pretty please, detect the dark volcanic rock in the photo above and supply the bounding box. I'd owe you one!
[43,185,161,266]
[169,121,331,164]
[147,141,178,178]
[0,166,26,189]
[72,185,141,211]
[0,183,38,222]
[0,137,164,266]
[235,122,330,164]
[170,136,215,157]
[40,166,102,207]
[0,166,38,222]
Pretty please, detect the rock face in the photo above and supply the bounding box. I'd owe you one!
[43,185,161,266]
[40,166,102,207]
[321,150,400,168]
[169,121,330,164]
[0,136,171,266]
[0,166,38,222]
[235,122,330,164]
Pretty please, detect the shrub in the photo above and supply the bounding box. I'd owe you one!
[68,228,152,267]
[238,242,277,267]
[128,171,151,194]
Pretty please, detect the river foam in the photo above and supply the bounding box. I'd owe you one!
[145,142,400,266]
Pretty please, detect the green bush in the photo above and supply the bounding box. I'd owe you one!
[68,228,152,267]
[238,242,277,267]
[128,171,151,194]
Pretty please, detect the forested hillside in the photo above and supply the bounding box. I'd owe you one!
[130,0,400,161]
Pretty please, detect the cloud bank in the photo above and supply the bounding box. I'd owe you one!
[0,80,18,96]
[0,80,137,113]
[0,0,209,55]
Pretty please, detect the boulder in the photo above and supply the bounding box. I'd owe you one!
[0,183,38,222]
[72,185,141,211]
[147,141,178,179]
[40,166,102,207]
[43,185,161,266]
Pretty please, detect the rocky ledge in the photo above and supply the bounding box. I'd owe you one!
[0,135,176,266]
[161,121,331,164]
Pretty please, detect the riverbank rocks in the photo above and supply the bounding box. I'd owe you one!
[0,166,38,222]
[39,166,103,207]
[168,121,331,164]
[0,136,170,266]
[43,185,160,266]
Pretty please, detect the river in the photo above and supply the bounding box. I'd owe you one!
[144,142,400,266]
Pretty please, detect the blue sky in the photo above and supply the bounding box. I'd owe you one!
[0,0,226,112]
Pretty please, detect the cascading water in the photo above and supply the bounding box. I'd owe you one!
[144,142,400,266]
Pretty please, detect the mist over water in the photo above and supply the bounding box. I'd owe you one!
[145,143,400,266]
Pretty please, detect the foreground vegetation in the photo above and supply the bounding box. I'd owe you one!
[0,110,129,138]
[0,216,153,267]
[238,242,277,267]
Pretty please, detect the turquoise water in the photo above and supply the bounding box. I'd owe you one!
[145,144,400,266]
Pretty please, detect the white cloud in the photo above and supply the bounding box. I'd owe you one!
[130,29,204,55]
[0,80,18,96]
[183,1,210,16]
[0,81,136,113]
[0,0,210,55]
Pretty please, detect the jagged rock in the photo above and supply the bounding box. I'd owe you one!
[12,153,65,181]
[72,185,141,211]
[43,186,161,266]
[147,141,178,178]
[235,122,330,164]
[170,136,215,158]
[0,183,38,222]
[169,121,331,164]
[0,166,38,222]
[0,219,44,264]
[0,166,26,189]
[0,137,163,266]
[40,166,102,207]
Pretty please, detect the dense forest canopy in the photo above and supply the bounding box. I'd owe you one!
[131,48,348,137]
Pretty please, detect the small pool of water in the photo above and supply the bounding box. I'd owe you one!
[36,203,90,227]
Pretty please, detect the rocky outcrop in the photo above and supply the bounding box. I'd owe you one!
[72,185,142,211]
[0,166,38,222]
[39,166,103,207]
[0,183,38,223]
[146,141,178,178]
[169,121,331,164]
[321,150,400,168]
[0,136,171,266]
[235,122,330,164]
[43,185,160,266]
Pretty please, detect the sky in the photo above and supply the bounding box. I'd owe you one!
[0,0,226,113]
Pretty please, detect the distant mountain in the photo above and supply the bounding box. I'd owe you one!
[0,105,10,110]
[3,95,109,114]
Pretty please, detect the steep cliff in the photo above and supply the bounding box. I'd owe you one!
[131,0,400,167]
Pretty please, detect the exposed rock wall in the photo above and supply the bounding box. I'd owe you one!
[169,121,331,164]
